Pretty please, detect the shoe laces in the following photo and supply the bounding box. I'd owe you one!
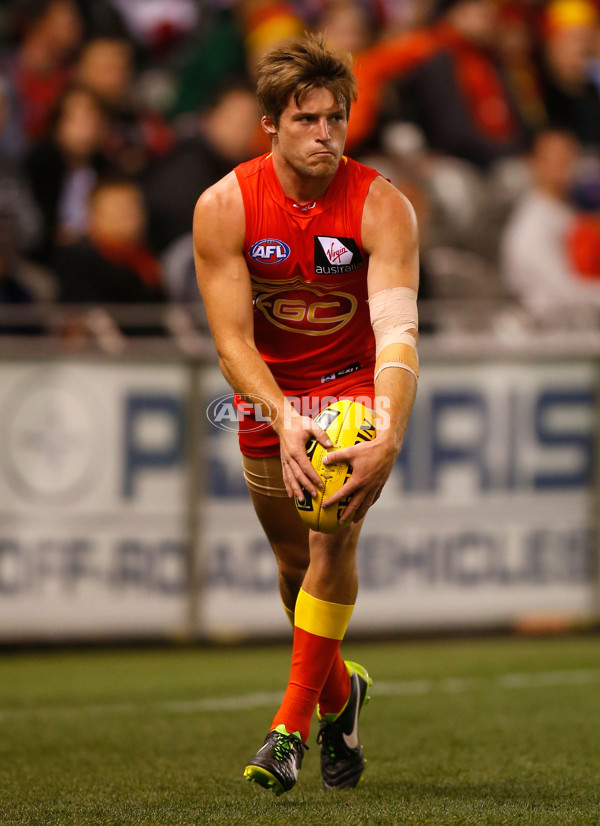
[316,725,338,760]
[273,730,309,762]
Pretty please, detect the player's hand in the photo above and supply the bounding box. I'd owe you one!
[277,412,333,502]
[321,436,399,523]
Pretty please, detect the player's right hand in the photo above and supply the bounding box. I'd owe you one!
[277,412,332,502]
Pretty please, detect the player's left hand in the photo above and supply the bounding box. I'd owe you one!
[321,436,399,524]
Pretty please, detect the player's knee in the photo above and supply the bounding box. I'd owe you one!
[314,525,358,554]
[310,529,358,570]
[276,554,308,589]
[310,548,346,578]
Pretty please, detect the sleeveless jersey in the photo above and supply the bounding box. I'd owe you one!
[234,153,379,395]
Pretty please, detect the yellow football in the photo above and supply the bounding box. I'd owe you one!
[295,400,376,533]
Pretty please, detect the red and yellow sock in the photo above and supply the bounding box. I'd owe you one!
[280,594,351,717]
[318,651,351,717]
[271,588,354,741]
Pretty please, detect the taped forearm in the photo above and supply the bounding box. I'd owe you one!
[369,287,419,383]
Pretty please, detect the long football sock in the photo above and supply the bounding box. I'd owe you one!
[284,599,351,717]
[318,651,351,717]
[270,588,354,741]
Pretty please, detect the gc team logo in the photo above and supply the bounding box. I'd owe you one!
[206,394,278,432]
[255,287,357,335]
[249,238,290,264]
[251,274,357,336]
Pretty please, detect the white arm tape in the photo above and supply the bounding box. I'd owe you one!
[368,286,419,354]
[374,361,418,382]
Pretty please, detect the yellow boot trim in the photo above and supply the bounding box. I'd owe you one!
[294,588,354,640]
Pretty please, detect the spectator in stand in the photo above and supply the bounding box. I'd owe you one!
[104,0,200,55]
[316,0,378,55]
[346,0,530,165]
[540,0,600,148]
[500,128,600,318]
[143,79,259,254]
[76,37,173,176]
[569,210,600,279]
[495,1,548,134]
[24,85,110,265]
[0,74,42,254]
[56,178,164,306]
[236,0,305,76]
[170,7,247,117]
[3,0,84,152]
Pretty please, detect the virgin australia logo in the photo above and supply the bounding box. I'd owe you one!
[314,235,362,274]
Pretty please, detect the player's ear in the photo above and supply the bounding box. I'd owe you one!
[261,115,278,139]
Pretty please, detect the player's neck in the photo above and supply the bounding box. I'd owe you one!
[270,150,337,204]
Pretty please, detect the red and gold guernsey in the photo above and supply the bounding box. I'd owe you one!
[235,153,379,395]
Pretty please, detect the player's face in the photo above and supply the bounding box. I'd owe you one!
[266,87,348,179]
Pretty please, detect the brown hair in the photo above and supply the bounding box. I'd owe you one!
[256,32,357,126]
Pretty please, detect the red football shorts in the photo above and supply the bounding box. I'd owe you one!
[237,368,375,458]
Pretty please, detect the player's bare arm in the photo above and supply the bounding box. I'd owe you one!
[322,175,419,522]
[193,174,332,500]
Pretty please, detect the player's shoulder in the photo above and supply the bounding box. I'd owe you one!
[364,173,417,227]
[193,171,245,252]
[195,153,270,221]
[361,174,418,254]
[194,170,243,217]
[342,156,409,210]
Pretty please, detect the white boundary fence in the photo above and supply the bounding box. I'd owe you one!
[0,332,599,641]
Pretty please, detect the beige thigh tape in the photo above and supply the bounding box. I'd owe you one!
[242,454,288,498]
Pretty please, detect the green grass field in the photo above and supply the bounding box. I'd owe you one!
[1,635,599,825]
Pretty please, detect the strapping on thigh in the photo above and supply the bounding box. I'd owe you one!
[242,455,288,498]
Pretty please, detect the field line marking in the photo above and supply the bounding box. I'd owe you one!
[1,668,599,720]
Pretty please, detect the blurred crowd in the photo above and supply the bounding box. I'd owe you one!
[1,0,600,339]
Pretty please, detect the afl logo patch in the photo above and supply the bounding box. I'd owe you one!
[250,238,290,264]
